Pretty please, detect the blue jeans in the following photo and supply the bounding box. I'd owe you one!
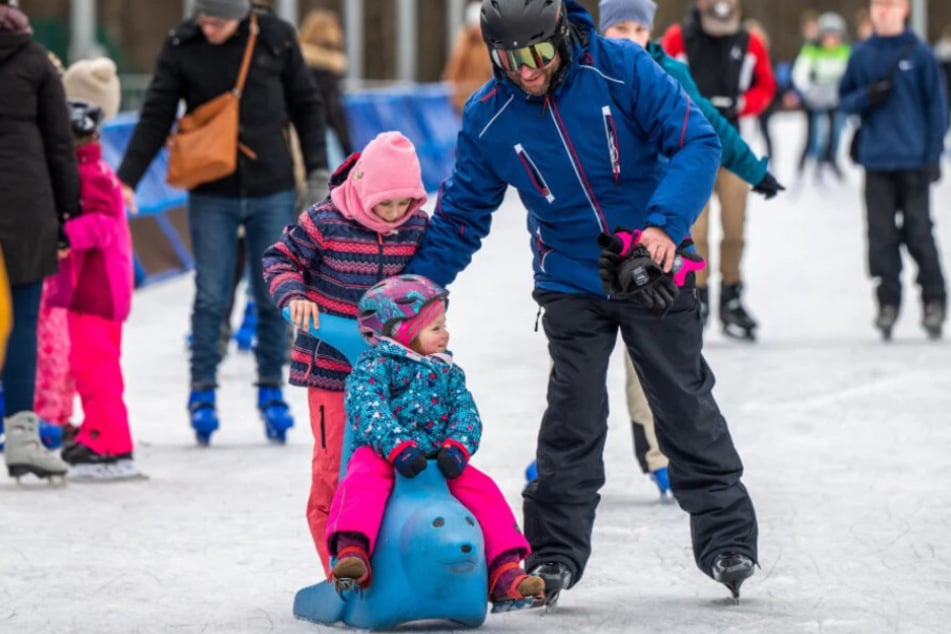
[187,190,294,389]
[2,280,43,416]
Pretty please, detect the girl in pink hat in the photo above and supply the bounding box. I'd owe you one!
[263,131,430,575]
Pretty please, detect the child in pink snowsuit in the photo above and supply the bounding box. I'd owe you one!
[44,99,137,479]
[325,275,545,606]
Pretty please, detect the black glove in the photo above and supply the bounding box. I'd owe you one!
[752,171,785,199]
[600,242,677,314]
[57,224,70,250]
[435,443,468,479]
[867,79,893,107]
[925,163,942,184]
[391,444,427,478]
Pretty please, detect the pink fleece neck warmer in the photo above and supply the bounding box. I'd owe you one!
[331,131,428,235]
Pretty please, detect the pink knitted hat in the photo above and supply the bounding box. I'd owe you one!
[331,131,428,234]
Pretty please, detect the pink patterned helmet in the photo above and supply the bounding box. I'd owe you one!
[357,275,449,344]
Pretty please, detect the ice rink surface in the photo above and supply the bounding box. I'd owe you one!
[3,114,951,633]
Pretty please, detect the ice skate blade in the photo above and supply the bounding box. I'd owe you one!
[67,462,149,482]
[8,463,68,484]
[333,578,361,595]
[491,597,537,613]
[722,324,756,341]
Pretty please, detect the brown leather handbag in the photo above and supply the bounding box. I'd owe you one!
[166,13,259,190]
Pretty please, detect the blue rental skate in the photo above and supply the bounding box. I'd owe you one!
[188,389,219,446]
[234,300,257,352]
[283,309,492,629]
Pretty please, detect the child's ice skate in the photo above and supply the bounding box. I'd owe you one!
[189,389,219,445]
[489,559,545,613]
[650,466,675,503]
[234,301,257,351]
[4,412,68,484]
[922,302,945,340]
[258,386,293,443]
[875,305,899,341]
[331,546,372,593]
[62,442,147,482]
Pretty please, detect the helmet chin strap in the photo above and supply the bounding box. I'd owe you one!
[546,22,578,94]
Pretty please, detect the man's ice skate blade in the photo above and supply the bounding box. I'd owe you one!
[712,553,754,600]
[528,562,571,611]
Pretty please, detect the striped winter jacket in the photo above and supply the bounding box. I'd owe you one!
[345,339,481,461]
[263,163,429,390]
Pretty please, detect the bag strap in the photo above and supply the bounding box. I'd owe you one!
[232,12,259,96]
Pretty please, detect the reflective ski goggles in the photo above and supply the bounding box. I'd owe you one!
[489,40,558,72]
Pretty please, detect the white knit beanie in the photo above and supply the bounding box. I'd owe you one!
[63,57,121,122]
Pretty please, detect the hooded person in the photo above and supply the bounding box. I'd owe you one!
[0,0,79,480]
[262,130,431,575]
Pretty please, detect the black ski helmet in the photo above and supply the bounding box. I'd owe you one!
[480,0,566,51]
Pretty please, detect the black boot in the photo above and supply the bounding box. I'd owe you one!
[875,304,899,341]
[529,561,572,610]
[720,283,757,340]
[712,553,755,600]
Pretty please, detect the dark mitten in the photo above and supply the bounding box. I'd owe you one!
[597,228,642,296]
[436,442,468,479]
[57,225,70,250]
[616,245,679,314]
[866,79,893,107]
[752,171,785,199]
[391,444,427,478]
[925,163,941,184]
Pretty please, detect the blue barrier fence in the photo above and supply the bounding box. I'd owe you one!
[100,83,461,286]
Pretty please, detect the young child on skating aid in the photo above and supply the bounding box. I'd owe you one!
[46,99,139,480]
[262,132,430,575]
[325,275,545,607]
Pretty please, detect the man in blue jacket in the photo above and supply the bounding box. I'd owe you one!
[407,0,758,602]
[839,0,948,340]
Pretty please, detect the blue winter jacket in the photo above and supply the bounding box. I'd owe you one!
[344,340,482,462]
[406,1,721,296]
[839,30,948,170]
[646,41,767,187]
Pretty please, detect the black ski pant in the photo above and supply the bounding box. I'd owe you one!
[864,169,946,308]
[523,287,758,586]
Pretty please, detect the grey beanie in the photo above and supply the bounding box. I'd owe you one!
[194,0,250,20]
[599,0,657,33]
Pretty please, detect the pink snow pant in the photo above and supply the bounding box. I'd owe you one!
[69,312,132,456]
[306,387,346,576]
[34,282,74,424]
[327,446,530,566]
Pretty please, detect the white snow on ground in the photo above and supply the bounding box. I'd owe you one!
[3,113,951,633]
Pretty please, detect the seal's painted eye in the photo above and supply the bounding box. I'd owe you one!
[432,517,445,527]
[465,516,475,526]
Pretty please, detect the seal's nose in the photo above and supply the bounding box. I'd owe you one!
[461,543,473,554]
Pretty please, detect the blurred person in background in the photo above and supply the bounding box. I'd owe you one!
[117,0,329,445]
[855,8,875,42]
[33,57,122,446]
[662,0,776,340]
[442,2,494,114]
[299,9,353,156]
[743,19,778,163]
[792,12,851,185]
[935,26,951,124]
[0,0,77,481]
[839,0,948,340]
[590,0,781,502]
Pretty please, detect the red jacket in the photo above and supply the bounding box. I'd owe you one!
[661,23,776,119]
[45,142,134,322]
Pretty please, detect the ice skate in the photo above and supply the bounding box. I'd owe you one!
[331,546,371,593]
[875,305,899,341]
[489,561,545,613]
[258,386,293,443]
[4,412,68,484]
[529,561,572,612]
[233,300,257,351]
[650,466,675,504]
[188,389,219,445]
[712,553,755,601]
[720,283,757,341]
[922,302,945,340]
[63,443,147,482]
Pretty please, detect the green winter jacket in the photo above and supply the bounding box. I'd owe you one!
[792,43,851,110]
[647,40,767,186]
